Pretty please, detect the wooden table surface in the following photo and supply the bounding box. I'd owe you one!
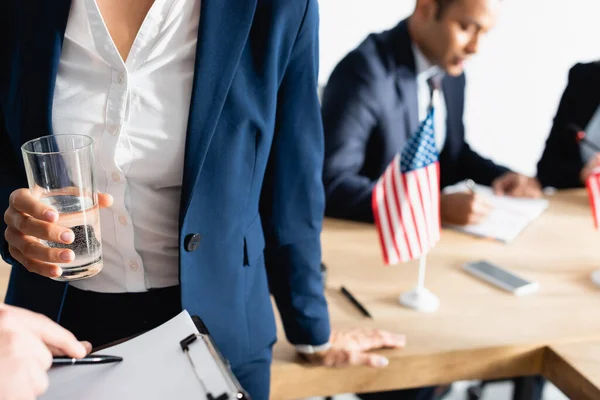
[544,341,600,400]
[1,190,598,399]
[270,189,600,399]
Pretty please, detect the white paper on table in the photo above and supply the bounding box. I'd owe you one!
[443,181,549,243]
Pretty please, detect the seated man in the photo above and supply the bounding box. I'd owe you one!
[322,0,541,228]
[322,0,543,399]
[537,61,600,188]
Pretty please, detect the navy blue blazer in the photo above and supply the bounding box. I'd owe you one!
[321,21,509,222]
[0,0,330,368]
[537,62,600,189]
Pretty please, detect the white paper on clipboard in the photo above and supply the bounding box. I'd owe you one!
[41,311,247,400]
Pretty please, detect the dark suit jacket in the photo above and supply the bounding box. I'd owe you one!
[0,0,330,368]
[321,20,509,222]
[537,62,600,189]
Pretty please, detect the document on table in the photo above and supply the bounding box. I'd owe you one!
[40,310,245,400]
[443,181,549,243]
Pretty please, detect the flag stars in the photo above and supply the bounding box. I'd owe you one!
[400,109,438,173]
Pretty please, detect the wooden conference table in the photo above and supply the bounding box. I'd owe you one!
[0,190,598,399]
[543,341,600,400]
[270,189,600,399]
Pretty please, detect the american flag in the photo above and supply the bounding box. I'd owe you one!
[586,169,600,230]
[371,109,441,265]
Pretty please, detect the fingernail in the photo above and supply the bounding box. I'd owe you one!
[81,341,93,353]
[44,210,58,222]
[52,267,63,277]
[59,250,74,262]
[60,231,74,243]
[102,193,114,205]
[375,357,389,368]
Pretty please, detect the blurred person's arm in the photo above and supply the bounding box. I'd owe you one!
[581,154,600,183]
[456,140,510,185]
[537,63,596,189]
[452,75,511,186]
[264,1,406,368]
[321,52,384,222]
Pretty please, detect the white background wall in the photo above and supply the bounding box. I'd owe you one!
[318,0,600,176]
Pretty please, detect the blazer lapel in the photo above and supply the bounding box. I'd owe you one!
[180,0,257,222]
[396,69,419,139]
[390,21,419,140]
[18,0,71,153]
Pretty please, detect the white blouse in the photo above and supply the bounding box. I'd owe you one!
[52,0,200,292]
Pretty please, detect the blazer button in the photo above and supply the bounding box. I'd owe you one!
[184,233,202,252]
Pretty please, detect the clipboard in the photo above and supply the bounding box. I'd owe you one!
[40,311,251,400]
[183,315,251,400]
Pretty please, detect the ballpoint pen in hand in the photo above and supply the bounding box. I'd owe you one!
[52,355,123,366]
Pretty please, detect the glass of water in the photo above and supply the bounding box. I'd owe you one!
[21,134,102,281]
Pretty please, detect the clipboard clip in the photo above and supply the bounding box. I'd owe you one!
[180,332,250,400]
[180,333,200,351]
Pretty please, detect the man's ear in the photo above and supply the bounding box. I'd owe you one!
[414,0,439,21]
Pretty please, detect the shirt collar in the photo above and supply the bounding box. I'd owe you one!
[412,42,442,82]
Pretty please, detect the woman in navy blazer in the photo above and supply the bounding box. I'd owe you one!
[0,1,403,399]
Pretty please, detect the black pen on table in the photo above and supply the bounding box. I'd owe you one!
[340,286,373,319]
[52,355,123,366]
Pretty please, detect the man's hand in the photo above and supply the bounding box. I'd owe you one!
[492,172,542,198]
[440,192,492,225]
[4,188,113,278]
[302,328,406,368]
[0,304,90,400]
[580,154,600,184]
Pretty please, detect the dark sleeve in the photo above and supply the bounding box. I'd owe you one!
[454,75,510,185]
[536,64,588,189]
[0,3,21,265]
[321,49,381,223]
[456,142,510,186]
[260,0,330,346]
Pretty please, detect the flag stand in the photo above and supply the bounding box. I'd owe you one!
[398,253,440,312]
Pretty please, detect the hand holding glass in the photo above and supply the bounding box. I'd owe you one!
[8,134,111,281]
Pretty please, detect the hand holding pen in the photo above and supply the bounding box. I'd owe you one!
[0,304,93,399]
[440,181,491,225]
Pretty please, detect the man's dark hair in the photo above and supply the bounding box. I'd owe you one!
[434,0,459,19]
[434,0,501,19]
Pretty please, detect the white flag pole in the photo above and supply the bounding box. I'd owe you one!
[399,251,440,313]
[416,254,427,292]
